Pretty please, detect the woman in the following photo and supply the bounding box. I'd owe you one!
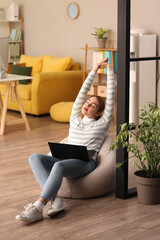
[16,58,115,223]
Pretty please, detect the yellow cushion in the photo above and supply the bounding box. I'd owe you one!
[19,55,43,76]
[70,62,80,70]
[50,102,74,122]
[42,55,73,73]
[0,84,31,100]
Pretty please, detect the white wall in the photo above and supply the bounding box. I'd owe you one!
[1,0,160,106]
[1,0,117,69]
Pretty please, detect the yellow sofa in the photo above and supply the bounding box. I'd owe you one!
[0,55,83,115]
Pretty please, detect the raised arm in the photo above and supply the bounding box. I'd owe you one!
[101,63,115,129]
[70,71,95,120]
[70,58,110,120]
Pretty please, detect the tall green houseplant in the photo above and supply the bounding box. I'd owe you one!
[110,102,160,178]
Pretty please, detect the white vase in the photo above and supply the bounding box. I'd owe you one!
[6,3,19,21]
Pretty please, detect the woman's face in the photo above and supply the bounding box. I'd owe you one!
[81,97,100,119]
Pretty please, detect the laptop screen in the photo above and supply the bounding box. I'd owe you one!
[48,142,90,162]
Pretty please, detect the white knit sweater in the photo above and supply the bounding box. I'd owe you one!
[68,70,115,160]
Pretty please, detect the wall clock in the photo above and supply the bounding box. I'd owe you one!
[67,3,80,20]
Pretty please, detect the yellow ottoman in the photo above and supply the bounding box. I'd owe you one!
[50,102,74,122]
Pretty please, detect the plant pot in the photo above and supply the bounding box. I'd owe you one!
[97,38,107,49]
[134,170,160,205]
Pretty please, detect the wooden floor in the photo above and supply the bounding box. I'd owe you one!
[0,111,160,240]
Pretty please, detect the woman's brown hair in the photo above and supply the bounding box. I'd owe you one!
[89,95,105,120]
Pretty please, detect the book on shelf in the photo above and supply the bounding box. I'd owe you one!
[9,43,20,62]
[10,28,21,42]
[113,51,117,74]
[93,51,98,69]
[104,51,112,74]
[92,51,104,73]
[92,49,117,74]
[10,29,16,41]
[99,51,104,74]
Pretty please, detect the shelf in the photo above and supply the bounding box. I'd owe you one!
[9,41,22,43]
[0,20,21,23]
[9,60,19,64]
[93,82,106,86]
[80,47,117,51]
[0,17,23,65]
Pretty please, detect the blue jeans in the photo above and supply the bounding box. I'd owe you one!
[28,154,97,203]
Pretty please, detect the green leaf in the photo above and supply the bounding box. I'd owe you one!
[115,162,123,168]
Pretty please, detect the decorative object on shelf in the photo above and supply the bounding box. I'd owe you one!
[110,102,160,205]
[0,8,5,20]
[67,2,80,20]
[6,2,19,21]
[92,27,111,49]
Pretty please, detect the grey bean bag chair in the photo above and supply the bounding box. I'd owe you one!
[48,135,116,199]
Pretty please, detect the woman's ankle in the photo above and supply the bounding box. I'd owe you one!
[33,198,47,212]
[38,198,47,206]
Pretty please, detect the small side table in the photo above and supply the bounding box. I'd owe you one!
[0,74,33,135]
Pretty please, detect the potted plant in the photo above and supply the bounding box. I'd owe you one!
[110,102,160,204]
[0,8,5,20]
[91,27,111,49]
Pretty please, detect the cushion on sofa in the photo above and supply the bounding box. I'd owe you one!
[42,55,73,73]
[10,65,32,85]
[70,62,80,70]
[50,102,74,122]
[17,84,32,100]
[7,62,26,73]
[19,55,43,76]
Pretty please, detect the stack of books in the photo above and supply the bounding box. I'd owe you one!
[9,28,21,62]
[10,28,21,42]
[92,50,117,74]
[9,43,20,62]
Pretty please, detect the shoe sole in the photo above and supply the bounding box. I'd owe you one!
[47,206,67,217]
[15,215,43,223]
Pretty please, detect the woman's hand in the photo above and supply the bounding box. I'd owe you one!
[92,58,113,72]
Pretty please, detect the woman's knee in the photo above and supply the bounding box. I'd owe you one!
[28,153,44,165]
[53,161,64,174]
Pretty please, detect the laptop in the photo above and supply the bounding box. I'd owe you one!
[48,142,91,162]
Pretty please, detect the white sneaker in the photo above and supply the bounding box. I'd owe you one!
[47,197,67,217]
[15,203,43,223]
